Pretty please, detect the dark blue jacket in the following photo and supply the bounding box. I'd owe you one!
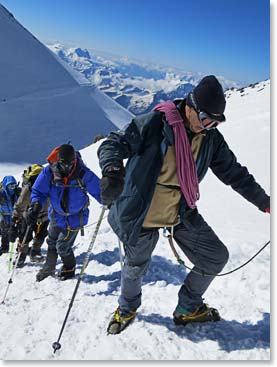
[0,176,20,225]
[31,158,101,230]
[98,110,270,246]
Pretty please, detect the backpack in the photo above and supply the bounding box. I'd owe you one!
[22,164,44,188]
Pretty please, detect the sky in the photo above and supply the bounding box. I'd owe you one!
[1,0,270,85]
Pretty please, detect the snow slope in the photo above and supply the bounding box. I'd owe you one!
[0,80,270,360]
[0,4,133,164]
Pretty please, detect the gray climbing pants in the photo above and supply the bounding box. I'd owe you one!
[46,223,78,258]
[119,221,229,312]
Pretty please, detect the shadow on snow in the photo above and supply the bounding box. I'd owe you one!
[137,312,270,353]
[76,248,187,285]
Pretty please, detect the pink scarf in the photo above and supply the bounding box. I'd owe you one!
[153,101,199,209]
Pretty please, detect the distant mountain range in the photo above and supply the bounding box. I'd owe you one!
[47,43,241,115]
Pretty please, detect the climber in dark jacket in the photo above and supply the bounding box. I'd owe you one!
[97,75,270,334]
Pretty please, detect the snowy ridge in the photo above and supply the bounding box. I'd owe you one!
[47,46,91,86]
[0,80,270,360]
[0,4,133,164]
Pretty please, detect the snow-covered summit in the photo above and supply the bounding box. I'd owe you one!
[0,4,133,164]
[73,48,91,59]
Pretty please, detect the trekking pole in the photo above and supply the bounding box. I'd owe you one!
[8,242,15,272]
[1,226,31,304]
[52,206,106,354]
[118,239,124,272]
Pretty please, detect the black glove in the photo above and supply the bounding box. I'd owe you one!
[9,218,20,243]
[100,165,125,207]
[26,202,42,227]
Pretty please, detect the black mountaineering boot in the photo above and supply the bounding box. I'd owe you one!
[30,249,44,263]
[107,307,137,335]
[0,246,9,256]
[13,245,29,267]
[36,249,58,282]
[16,252,27,268]
[173,304,220,326]
[58,265,75,281]
[58,252,76,281]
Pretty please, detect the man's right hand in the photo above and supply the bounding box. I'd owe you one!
[100,165,125,207]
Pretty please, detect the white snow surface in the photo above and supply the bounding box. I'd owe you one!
[0,81,270,360]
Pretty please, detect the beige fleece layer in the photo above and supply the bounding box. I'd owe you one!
[143,133,205,228]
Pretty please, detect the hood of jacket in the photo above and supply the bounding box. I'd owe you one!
[2,175,17,195]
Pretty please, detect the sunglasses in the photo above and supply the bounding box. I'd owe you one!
[197,111,222,130]
[7,183,17,189]
[58,160,75,172]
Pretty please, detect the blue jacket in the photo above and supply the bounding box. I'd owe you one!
[31,158,101,230]
[98,109,270,246]
[0,176,20,225]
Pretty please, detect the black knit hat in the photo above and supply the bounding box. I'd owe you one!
[58,144,75,164]
[188,75,226,122]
